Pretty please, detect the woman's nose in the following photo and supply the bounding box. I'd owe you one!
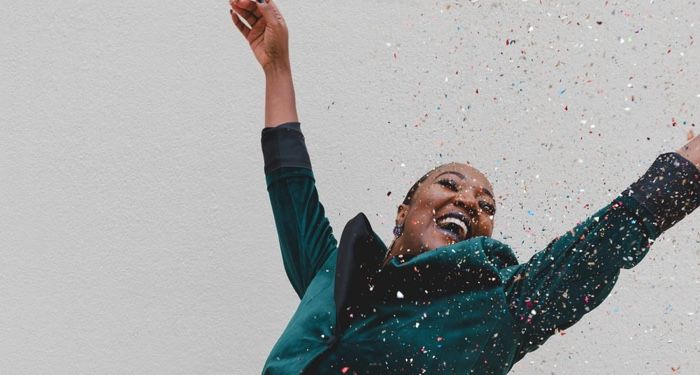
[453,192,479,216]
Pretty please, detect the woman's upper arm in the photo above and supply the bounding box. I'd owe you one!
[502,152,700,357]
[261,122,338,299]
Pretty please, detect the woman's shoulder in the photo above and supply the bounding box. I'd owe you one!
[478,236,520,270]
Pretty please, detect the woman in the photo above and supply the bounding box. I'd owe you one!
[230,1,700,373]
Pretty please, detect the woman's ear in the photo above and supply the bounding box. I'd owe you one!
[395,204,408,226]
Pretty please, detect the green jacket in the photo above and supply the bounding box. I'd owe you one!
[259,122,700,374]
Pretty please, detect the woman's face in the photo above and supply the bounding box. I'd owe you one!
[389,163,496,261]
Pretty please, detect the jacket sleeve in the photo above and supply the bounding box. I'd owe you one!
[502,152,700,360]
[261,122,338,299]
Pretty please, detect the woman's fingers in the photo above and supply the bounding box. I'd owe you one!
[231,4,260,28]
[230,10,250,38]
[231,0,262,18]
[254,0,285,28]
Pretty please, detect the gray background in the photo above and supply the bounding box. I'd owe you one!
[2,0,699,374]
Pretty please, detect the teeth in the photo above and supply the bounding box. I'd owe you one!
[437,217,468,238]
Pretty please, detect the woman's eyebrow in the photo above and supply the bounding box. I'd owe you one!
[436,170,466,180]
[435,170,495,199]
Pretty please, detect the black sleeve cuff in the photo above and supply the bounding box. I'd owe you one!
[621,152,700,234]
[261,122,312,174]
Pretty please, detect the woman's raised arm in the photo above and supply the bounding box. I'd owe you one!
[230,0,298,126]
[230,0,338,298]
[500,137,700,361]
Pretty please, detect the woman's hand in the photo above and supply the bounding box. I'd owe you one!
[676,133,700,171]
[229,0,291,74]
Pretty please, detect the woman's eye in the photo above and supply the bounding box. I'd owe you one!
[438,179,459,191]
[480,202,496,214]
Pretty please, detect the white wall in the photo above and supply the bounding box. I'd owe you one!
[1,1,698,374]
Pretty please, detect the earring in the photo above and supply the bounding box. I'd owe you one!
[393,225,403,237]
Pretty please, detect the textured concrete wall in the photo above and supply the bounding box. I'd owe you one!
[2,0,698,374]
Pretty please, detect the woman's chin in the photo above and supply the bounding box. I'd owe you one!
[420,233,458,253]
[435,227,462,245]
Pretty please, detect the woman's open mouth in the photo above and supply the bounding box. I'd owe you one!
[435,212,470,241]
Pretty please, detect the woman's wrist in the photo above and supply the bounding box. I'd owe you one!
[263,57,291,77]
[676,135,700,171]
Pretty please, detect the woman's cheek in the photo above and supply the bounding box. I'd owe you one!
[480,215,494,236]
[416,212,434,228]
[473,215,487,235]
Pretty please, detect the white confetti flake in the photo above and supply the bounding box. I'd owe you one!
[397,291,404,299]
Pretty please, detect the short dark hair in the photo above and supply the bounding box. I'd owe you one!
[401,166,441,206]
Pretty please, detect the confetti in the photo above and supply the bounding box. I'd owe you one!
[255,5,700,373]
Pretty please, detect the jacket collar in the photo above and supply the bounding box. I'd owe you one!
[333,212,520,335]
[334,213,386,334]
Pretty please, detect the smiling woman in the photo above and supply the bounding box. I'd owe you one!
[384,163,498,266]
[229,0,700,374]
